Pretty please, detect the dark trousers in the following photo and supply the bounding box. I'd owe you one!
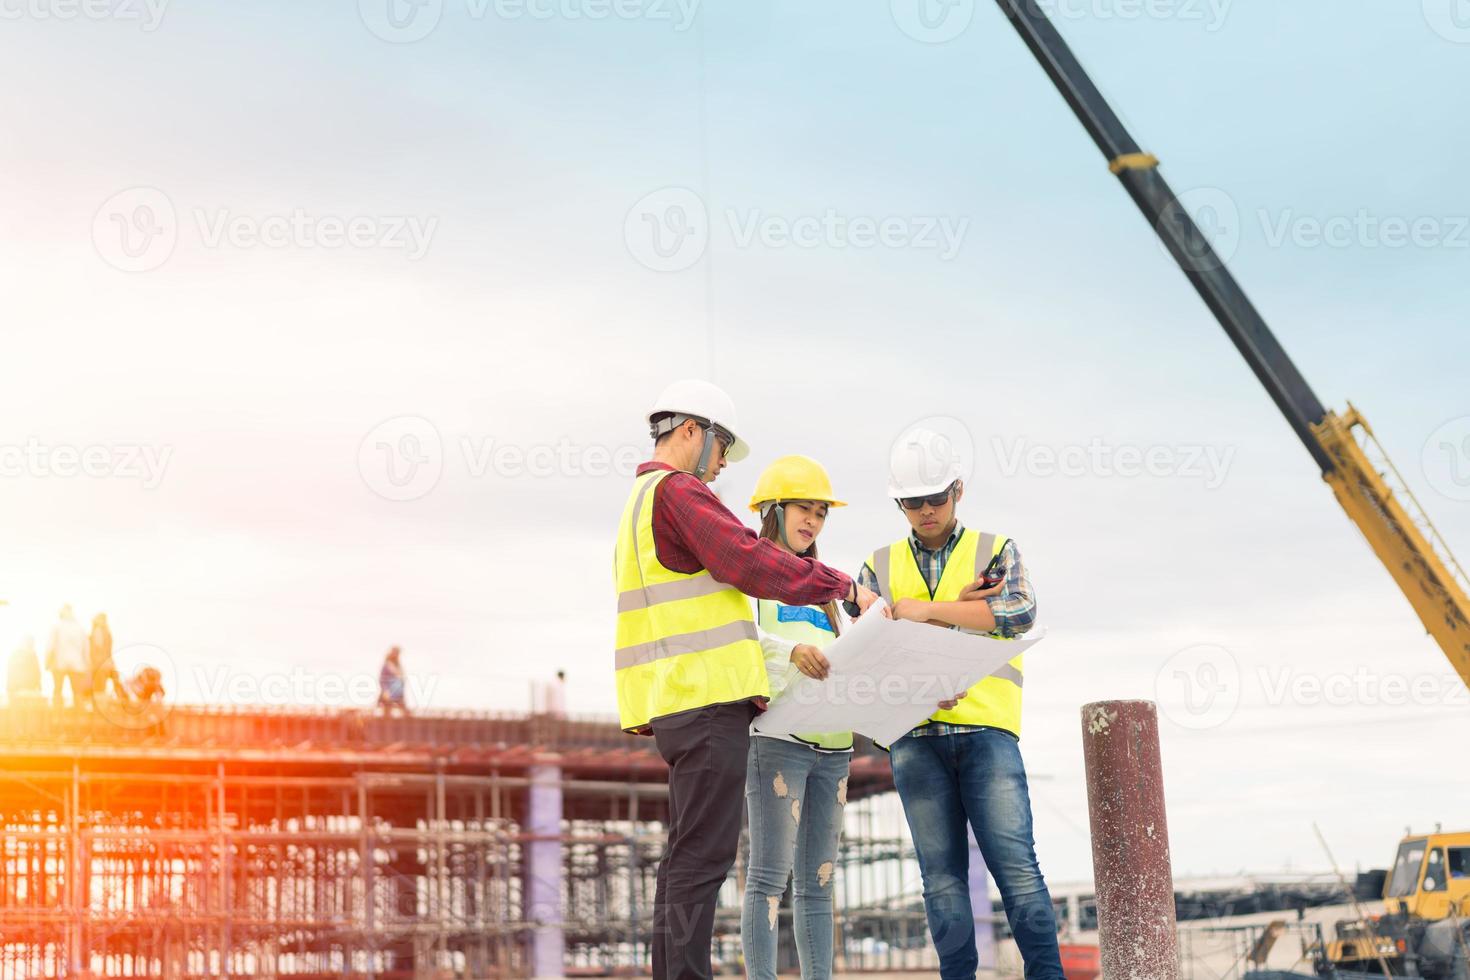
[650,701,755,980]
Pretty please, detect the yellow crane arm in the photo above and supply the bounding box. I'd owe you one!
[1312,406,1470,686]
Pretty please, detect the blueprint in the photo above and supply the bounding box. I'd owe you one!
[753,605,1046,746]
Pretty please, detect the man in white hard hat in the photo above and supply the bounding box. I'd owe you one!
[613,379,880,980]
[845,425,1064,980]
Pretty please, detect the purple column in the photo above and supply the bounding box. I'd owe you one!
[968,827,996,970]
[528,756,565,978]
[1081,700,1179,980]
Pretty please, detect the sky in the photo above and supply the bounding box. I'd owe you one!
[1,0,1468,885]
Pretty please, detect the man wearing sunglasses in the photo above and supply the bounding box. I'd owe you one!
[844,426,1064,980]
[614,378,881,980]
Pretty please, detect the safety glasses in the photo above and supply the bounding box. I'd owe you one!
[704,423,734,460]
[897,482,956,511]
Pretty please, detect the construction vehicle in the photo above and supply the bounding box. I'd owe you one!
[988,0,1470,691]
[1239,830,1470,978]
[984,3,1470,977]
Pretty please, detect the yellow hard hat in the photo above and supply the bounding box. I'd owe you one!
[748,455,848,512]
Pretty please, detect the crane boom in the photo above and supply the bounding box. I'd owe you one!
[991,0,1470,687]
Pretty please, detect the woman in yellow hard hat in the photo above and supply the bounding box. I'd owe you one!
[741,454,852,980]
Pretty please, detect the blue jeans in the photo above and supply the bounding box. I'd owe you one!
[890,729,1064,980]
[741,736,850,980]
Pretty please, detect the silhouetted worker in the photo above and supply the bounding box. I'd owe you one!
[89,612,124,700]
[7,637,43,702]
[46,605,91,708]
[378,646,409,715]
[125,665,165,703]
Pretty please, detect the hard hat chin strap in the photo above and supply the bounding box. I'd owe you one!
[651,413,719,480]
[692,429,718,481]
[761,501,793,551]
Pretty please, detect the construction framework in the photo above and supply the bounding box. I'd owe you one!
[0,701,934,978]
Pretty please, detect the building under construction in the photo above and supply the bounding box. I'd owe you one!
[0,699,936,979]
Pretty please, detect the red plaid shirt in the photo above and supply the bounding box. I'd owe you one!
[638,461,853,606]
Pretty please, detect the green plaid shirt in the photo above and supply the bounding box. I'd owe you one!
[855,522,1035,739]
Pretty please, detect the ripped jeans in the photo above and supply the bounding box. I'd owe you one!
[740,735,850,980]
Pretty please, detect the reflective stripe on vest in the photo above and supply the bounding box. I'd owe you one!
[756,598,854,752]
[613,470,768,731]
[867,528,1023,736]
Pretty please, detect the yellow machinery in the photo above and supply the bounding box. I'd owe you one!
[1383,831,1470,922]
[994,0,1470,691]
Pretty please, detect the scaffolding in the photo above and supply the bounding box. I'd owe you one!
[0,701,934,978]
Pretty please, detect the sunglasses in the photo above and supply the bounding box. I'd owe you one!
[695,422,732,460]
[898,483,956,511]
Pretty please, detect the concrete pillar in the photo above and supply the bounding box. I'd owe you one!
[968,826,996,970]
[1081,700,1179,980]
[528,757,565,978]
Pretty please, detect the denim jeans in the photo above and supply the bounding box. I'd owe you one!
[889,729,1064,980]
[741,736,850,980]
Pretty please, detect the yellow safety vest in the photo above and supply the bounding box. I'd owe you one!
[755,598,854,752]
[867,528,1024,737]
[614,469,768,731]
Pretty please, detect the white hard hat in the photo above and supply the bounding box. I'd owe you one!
[887,425,964,498]
[647,379,750,463]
